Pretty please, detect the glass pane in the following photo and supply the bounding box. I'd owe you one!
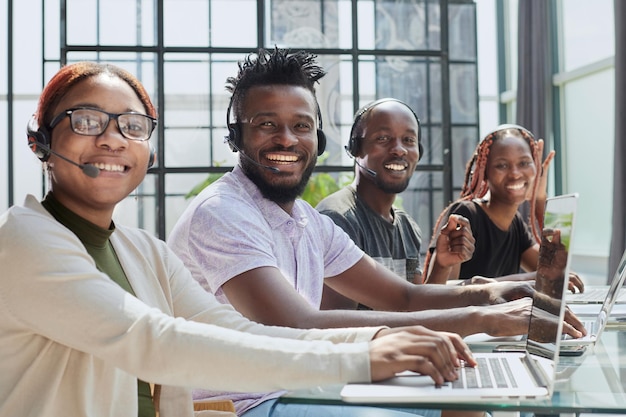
[359,56,433,162]
[65,1,97,45]
[65,52,158,93]
[479,100,501,139]
[562,71,613,255]
[450,125,478,189]
[358,56,431,120]
[164,0,209,46]
[66,0,156,46]
[425,126,443,165]
[505,0,518,91]
[163,58,210,167]
[335,57,356,166]
[450,63,478,123]
[315,54,352,166]
[211,0,258,47]
[162,53,253,168]
[115,173,157,234]
[561,0,614,71]
[13,0,45,94]
[358,0,438,51]
[267,0,348,49]
[428,61,442,124]
[449,2,476,61]
[400,170,444,253]
[476,0,498,97]
[165,173,217,238]
[44,0,61,60]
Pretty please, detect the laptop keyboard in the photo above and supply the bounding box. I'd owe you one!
[562,319,597,340]
[569,287,626,302]
[451,358,517,389]
[584,319,597,334]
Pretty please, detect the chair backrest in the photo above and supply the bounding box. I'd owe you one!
[193,398,236,417]
[151,383,237,417]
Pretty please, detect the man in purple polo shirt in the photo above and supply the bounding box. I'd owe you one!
[168,47,584,417]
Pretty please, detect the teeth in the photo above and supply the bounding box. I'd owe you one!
[266,154,298,163]
[507,183,525,190]
[93,162,125,172]
[385,163,406,171]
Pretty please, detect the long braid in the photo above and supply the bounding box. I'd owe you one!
[423,134,495,279]
[423,126,542,281]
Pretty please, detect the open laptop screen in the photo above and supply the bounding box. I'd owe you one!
[525,193,578,359]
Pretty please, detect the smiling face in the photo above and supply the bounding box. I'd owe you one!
[238,84,319,206]
[47,74,152,227]
[485,132,537,206]
[355,101,420,194]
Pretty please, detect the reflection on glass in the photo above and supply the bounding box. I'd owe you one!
[527,197,576,357]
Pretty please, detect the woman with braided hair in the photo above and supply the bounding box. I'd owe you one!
[423,124,584,293]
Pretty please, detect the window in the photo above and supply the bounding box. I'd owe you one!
[2,0,479,255]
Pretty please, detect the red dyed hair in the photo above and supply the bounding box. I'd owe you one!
[35,62,157,128]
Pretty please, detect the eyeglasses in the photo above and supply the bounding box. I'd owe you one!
[48,107,157,141]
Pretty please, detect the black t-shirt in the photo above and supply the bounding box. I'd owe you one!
[317,185,423,283]
[430,200,535,279]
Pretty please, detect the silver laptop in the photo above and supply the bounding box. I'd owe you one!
[464,194,580,348]
[340,287,567,403]
[566,287,626,304]
[560,247,626,347]
[341,200,577,403]
[565,259,626,305]
[566,285,626,304]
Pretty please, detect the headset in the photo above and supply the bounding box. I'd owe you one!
[482,123,535,142]
[26,116,156,170]
[225,93,327,157]
[346,98,424,160]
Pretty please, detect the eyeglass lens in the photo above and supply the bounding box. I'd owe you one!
[69,108,154,141]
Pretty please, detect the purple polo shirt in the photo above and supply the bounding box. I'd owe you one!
[168,164,364,308]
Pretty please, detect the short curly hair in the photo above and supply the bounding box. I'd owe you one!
[226,47,326,124]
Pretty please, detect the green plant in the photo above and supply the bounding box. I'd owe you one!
[301,171,353,207]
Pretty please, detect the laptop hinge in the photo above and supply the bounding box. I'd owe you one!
[521,354,549,388]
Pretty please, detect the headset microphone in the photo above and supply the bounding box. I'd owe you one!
[34,141,100,178]
[344,145,377,177]
[224,136,280,173]
[354,159,377,178]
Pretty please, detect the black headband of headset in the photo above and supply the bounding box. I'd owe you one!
[347,97,423,159]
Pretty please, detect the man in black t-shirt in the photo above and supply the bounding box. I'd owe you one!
[317,98,475,309]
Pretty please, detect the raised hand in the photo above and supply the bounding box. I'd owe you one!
[530,139,555,203]
[434,214,475,268]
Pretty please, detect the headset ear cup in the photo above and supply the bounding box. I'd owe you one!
[346,135,356,157]
[228,124,241,152]
[418,141,424,161]
[147,145,157,169]
[317,129,326,156]
[26,122,51,162]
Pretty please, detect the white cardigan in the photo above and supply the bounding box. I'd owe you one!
[0,196,380,417]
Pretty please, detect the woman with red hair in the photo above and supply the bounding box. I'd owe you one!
[0,61,474,417]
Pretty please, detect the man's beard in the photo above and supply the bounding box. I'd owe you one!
[375,175,411,194]
[241,155,316,205]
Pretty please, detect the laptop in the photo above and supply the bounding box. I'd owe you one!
[340,286,567,403]
[340,230,574,403]
[463,194,580,348]
[566,287,626,304]
[565,258,626,305]
[560,247,626,347]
